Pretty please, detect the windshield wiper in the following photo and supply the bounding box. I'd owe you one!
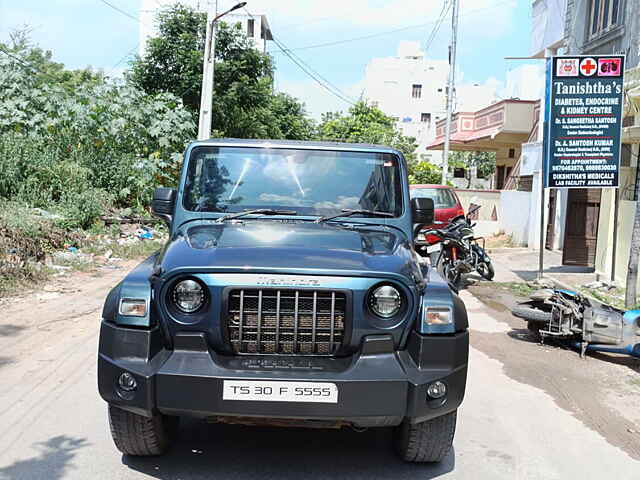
[314,209,394,224]
[216,208,297,223]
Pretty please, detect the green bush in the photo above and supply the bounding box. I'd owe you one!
[0,44,195,218]
[18,159,94,207]
[55,188,112,230]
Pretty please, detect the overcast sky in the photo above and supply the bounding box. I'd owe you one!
[0,0,533,118]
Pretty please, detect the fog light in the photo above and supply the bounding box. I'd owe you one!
[118,372,137,392]
[427,381,447,399]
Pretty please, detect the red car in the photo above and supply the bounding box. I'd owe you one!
[410,184,465,257]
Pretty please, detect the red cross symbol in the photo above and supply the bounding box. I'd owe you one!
[580,58,597,76]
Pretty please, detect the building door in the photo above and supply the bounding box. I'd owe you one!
[562,189,601,267]
[496,166,505,189]
[546,189,556,250]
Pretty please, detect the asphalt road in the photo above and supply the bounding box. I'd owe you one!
[0,264,638,480]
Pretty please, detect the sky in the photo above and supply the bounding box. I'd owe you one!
[0,0,534,119]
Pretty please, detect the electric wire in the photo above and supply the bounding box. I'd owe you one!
[424,0,451,54]
[96,0,141,23]
[243,6,356,106]
[271,37,356,106]
[269,0,515,54]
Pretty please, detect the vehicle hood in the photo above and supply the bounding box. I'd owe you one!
[158,220,421,284]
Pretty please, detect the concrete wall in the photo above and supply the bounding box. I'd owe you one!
[500,191,532,246]
[454,189,503,236]
[455,190,501,221]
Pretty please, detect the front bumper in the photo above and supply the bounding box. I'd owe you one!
[98,321,468,427]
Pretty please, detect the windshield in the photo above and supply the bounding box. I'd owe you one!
[410,187,457,209]
[183,146,403,217]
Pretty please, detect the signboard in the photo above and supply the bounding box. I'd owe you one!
[544,55,625,188]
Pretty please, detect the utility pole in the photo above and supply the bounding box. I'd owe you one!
[441,0,459,185]
[197,1,247,140]
[198,0,217,140]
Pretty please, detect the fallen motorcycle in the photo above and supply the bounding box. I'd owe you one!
[422,205,494,288]
[512,288,640,358]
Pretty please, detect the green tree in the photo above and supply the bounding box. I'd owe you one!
[317,101,418,161]
[2,29,104,92]
[408,161,442,184]
[448,151,496,188]
[129,4,314,139]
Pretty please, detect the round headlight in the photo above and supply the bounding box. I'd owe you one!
[172,279,205,313]
[369,285,402,318]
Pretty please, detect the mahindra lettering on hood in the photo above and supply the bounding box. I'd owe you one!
[98,138,468,463]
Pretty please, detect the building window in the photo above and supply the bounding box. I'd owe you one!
[412,84,422,99]
[589,0,620,39]
[508,148,516,158]
[421,113,431,123]
[453,168,466,179]
[247,19,255,38]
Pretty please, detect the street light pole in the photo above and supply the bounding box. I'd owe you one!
[197,1,247,140]
[441,0,459,185]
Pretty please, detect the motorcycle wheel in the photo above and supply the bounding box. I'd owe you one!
[476,261,495,281]
[511,305,552,323]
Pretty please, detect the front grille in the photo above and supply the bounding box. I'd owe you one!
[226,289,346,355]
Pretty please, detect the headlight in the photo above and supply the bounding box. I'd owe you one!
[369,285,402,318]
[172,279,205,313]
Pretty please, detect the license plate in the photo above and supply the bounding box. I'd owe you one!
[223,380,339,403]
[426,243,442,253]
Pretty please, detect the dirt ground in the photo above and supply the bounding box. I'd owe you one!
[467,283,640,460]
[1,259,639,470]
[0,260,139,371]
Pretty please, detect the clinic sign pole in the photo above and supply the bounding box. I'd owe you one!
[539,55,625,278]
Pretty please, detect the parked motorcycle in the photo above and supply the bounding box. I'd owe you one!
[512,288,640,358]
[422,205,495,288]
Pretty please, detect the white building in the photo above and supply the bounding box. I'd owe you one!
[139,0,273,57]
[363,41,499,165]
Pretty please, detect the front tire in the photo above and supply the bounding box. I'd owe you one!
[476,261,495,281]
[511,305,552,323]
[395,411,457,463]
[108,405,177,456]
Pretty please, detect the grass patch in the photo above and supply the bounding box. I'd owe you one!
[493,281,536,298]
[0,263,54,297]
[107,238,165,260]
[578,287,627,310]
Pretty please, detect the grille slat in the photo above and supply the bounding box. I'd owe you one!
[226,289,346,355]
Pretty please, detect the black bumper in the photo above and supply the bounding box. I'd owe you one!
[98,321,468,427]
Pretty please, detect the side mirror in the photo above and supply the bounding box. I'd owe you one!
[411,197,434,225]
[152,187,177,227]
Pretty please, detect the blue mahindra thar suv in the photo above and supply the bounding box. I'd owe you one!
[98,139,469,463]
